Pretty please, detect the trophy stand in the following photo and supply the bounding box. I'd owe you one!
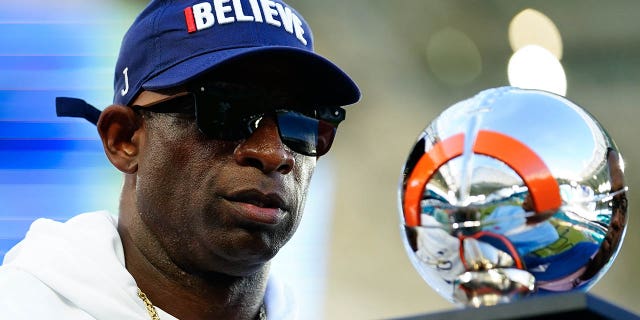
[394,292,639,320]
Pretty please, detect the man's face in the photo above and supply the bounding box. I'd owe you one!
[131,85,317,277]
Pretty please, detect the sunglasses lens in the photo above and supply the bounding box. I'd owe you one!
[192,84,342,156]
[195,97,249,140]
[317,119,337,156]
[276,112,337,156]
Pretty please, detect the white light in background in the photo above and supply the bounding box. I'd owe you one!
[509,8,563,60]
[508,45,567,96]
[507,8,567,96]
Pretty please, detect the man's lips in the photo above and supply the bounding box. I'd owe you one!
[224,190,288,225]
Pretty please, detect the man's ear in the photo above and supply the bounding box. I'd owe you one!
[97,105,143,174]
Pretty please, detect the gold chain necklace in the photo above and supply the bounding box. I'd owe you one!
[136,288,267,320]
[137,288,161,320]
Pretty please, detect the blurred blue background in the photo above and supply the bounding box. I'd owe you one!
[0,1,125,258]
[2,1,640,319]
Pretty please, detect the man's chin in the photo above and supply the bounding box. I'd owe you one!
[186,245,279,278]
[184,227,290,276]
[194,258,272,279]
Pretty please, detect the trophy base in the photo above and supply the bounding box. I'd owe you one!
[394,292,639,320]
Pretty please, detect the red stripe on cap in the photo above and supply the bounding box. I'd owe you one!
[184,7,197,33]
[402,130,561,227]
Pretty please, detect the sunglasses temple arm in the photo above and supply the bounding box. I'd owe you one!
[55,97,102,126]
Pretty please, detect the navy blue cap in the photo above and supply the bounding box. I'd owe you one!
[113,0,360,107]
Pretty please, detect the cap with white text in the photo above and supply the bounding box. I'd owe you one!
[113,0,360,107]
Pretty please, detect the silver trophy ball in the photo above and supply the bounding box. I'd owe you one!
[399,86,627,307]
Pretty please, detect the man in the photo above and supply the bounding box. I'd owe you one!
[0,0,360,319]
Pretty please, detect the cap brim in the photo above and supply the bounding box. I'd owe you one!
[143,46,360,107]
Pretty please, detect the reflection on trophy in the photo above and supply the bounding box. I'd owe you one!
[399,87,629,311]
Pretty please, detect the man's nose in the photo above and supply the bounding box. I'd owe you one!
[233,117,295,174]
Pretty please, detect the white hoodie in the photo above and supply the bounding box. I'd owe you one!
[0,211,296,319]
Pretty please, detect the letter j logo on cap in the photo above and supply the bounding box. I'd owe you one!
[121,67,129,96]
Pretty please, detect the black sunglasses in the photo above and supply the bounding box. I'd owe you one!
[130,83,346,157]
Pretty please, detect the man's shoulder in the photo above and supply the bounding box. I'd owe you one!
[54,210,117,229]
[0,267,94,319]
[0,266,53,298]
[3,210,118,264]
[17,210,116,239]
[0,211,142,320]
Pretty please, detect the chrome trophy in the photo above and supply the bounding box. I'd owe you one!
[399,86,627,307]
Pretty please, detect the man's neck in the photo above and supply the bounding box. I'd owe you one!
[117,215,268,320]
